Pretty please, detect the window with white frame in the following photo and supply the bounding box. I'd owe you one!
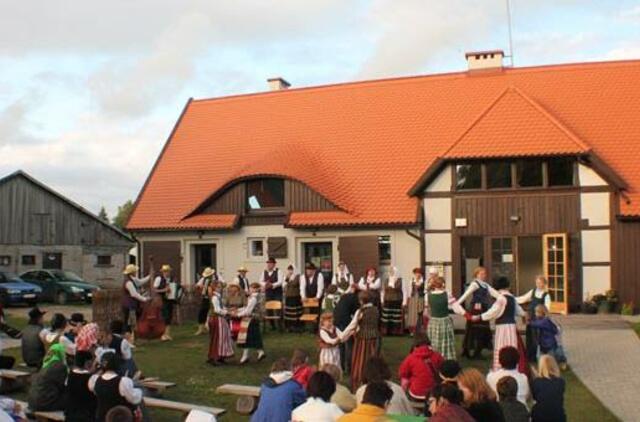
[248,238,265,259]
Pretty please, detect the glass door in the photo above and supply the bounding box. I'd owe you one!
[490,237,515,283]
[303,242,333,283]
[193,244,216,281]
[543,233,569,314]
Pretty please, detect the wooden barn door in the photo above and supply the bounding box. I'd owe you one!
[543,233,569,314]
[338,236,380,281]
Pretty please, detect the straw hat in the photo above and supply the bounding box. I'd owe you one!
[202,267,215,278]
[237,266,249,273]
[123,264,138,275]
[160,264,172,273]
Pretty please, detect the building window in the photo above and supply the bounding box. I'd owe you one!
[246,178,285,210]
[486,161,512,189]
[0,256,10,266]
[516,159,543,187]
[455,163,482,190]
[378,236,391,265]
[96,255,112,266]
[548,157,575,186]
[21,255,36,266]
[248,239,265,258]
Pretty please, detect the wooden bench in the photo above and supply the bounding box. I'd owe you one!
[139,379,177,396]
[216,383,261,415]
[0,369,32,381]
[33,410,65,422]
[144,396,225,417]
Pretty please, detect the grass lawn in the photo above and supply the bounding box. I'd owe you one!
[633,322,640,339]
[2,318,619,421]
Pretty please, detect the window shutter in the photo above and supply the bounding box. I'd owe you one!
[267,237,288,259]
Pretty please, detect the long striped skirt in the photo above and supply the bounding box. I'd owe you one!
[493,323,528,374]
[207,315,234,360]
[427,316,456,360]
[405,296,424,333]
[350,336,379,392]
[381,300,403,336]
[284,296,302,326]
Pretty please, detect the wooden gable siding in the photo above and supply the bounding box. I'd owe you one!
[613,220,640,312]
[201,179,337,216]
[453,192,580,236]
[0,175,130,247]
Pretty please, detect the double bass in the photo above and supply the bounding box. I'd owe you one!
[135,257,166,340]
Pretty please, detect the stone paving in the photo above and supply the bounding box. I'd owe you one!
[557,314,640,422]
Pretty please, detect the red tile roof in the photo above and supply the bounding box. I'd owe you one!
[128,59,640,230]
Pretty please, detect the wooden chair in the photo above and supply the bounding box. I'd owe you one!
[262,300,283,333]
[299,298,320,330]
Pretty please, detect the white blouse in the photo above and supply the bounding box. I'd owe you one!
[236,294,258,318]
[481,291,526,322]
[358,277,381,291]
[516,288,552,309]
[88,372,142,405]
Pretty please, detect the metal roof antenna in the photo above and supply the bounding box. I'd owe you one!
[506,0,515,67]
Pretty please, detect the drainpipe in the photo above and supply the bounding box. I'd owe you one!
[405,201,425,272]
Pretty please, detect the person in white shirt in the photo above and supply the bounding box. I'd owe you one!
[358,267,382,306]
[300,263,325,300]
[232,283,266,364]
[331,262,354,295]
[153,264,184,341]
[39,313,76,356]
[517,275,552,362]
[194,267,220,336]
[292,371,344,421]
[233,266,251,296]
[259,257,284,330]
[121,263,151,336]
[486,346,530,406]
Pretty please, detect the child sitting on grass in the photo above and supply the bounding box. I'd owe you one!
[530,305,568,370]
[496,376,529,422]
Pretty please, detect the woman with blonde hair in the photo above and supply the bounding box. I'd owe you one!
[457,368,505,422]
[424,276,465,360]
[517,275,551,362]
[531,355,566,422]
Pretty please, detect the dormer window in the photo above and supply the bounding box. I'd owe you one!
[246,178,285,211]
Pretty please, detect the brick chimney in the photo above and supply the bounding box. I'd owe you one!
[267,77,291,91]
[465,50,504,71]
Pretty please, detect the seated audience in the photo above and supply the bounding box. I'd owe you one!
[75,322,99,353]
[428,383,474,422]
[89,352,143,422]
[321,364,356,413]
[40,313,76,356]
[105,405,133,422]
[21,307,46,368]
[65,313,87,342]
[107,320,140,378]
[0,397,25,421]
[65,350,97,422]
[291,349,315,389]
[497,376,529,422]
[531,355,566,422]
[439,359,461,385]
[28,344,68,411]
[486,346,530,405]
[355,356,415,415]
[399,337,444,401]
[292,371,344,421]
[457,368,505,422]
[338,381,393,422]
[251,358,306,422]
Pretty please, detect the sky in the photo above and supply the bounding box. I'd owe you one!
[1,0,639,218]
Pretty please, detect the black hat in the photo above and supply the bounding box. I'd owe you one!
[69,313,87,326]
[305,262,317,271]
[28,307,46,320]
[266,257,277,264]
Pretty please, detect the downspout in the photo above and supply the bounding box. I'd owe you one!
[405,201,425,272]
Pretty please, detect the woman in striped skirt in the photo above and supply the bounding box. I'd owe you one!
[472,276,528,373]
[283,265,302,332]
[405,268,425,334]
[340,290,380,391]
[207,281,234,365]
[381,266,405,336]
[424,276,466,360]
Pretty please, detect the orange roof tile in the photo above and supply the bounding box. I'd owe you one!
[128,59,640,230]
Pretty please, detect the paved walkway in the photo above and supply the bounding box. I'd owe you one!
[558,314,640,422]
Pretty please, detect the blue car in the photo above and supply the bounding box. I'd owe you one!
[0,271,42,306]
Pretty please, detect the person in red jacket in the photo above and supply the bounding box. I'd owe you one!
[399,338,444,401]
[291,349,316,389]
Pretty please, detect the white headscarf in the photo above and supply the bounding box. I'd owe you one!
[336,263,350,277]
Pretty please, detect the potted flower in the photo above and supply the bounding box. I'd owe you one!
[604,289,619,313]
[591,293,608,314]
[581,295,598,314]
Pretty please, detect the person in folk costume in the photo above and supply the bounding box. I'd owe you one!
[232,282,266,364]
[405,267,425,334]
[318,312,343,368]
[224,281,247,341]
[332,261,355,296]
[357,267,382,307]
[207,281,234,366]
[153,264,183,341]
[471,276,528,373]
[422,266,441,329]
[300,262,325,327]
[455,266,500,359]
[233,266,251,296]
[341,290,381,392]
[380,266,407,336]
[259,257,284,330]
[282,264,302,332]
[333,283,360,375]
[194,267,219,336]
[424,276,466,360]
[517,275,551,362]
[121,264,151,339]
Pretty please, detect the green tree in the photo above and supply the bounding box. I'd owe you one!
[98,206,109,222]
[112,199,135,229]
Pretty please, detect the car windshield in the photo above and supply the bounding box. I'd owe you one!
[51,270,83,282]
[0,272,21,283]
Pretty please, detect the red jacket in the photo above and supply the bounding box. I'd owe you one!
[398,345,444,398]
[292,364,315,389]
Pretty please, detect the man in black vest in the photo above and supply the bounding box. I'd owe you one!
[300,262,325,301]
[259,257,283,330]
[333,284,359,374]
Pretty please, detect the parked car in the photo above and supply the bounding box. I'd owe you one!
[19,270,99,304]
[0,271,42,306]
